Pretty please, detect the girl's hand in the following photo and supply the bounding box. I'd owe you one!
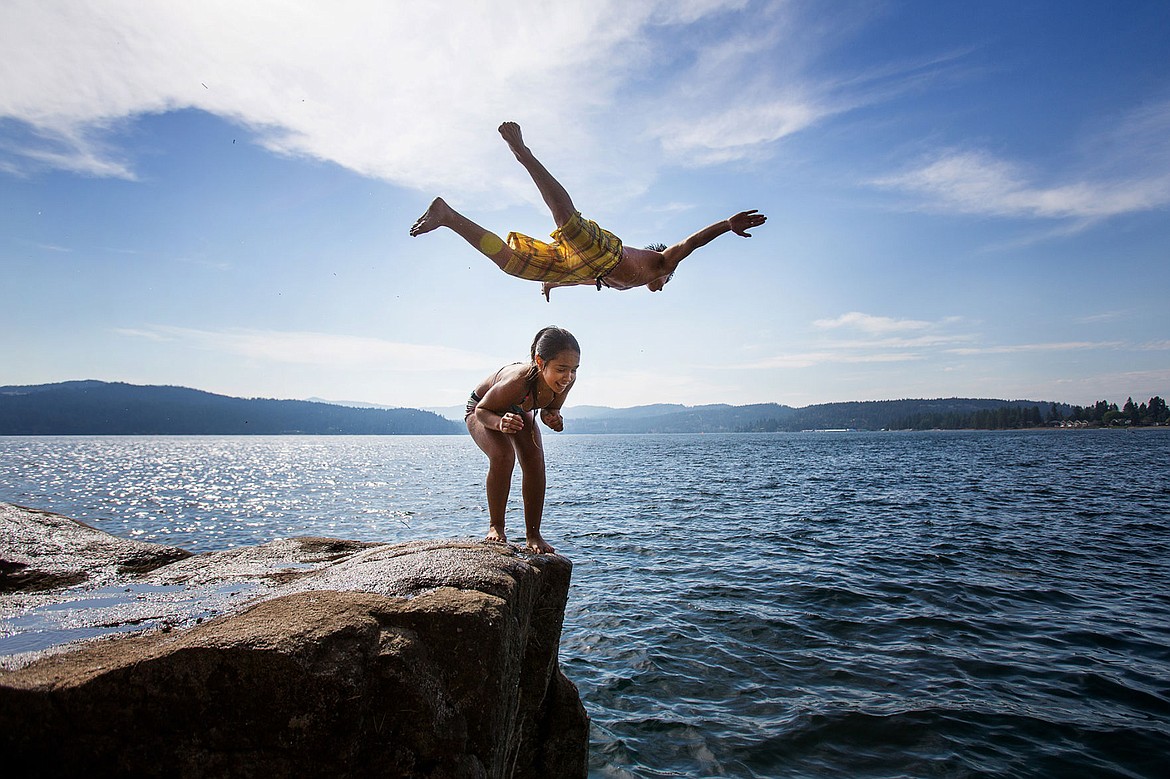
[499,412,524,434]
[541,409,564,432]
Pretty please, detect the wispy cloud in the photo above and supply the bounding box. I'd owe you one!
[654,99,830,166]
[945,341,1122,356]
[33,242,73,253]
[737,305,1156,384]
[736,350,926,370]
[0,124,139,180]
[0,0,805,200]
[1075,310,1127,325]
[736,311,970,369]
[871,99,1170,221]
[647,6,870,167]
[0,1,966,205]
[872,150,1165,220]
[739,312,1141,372]
[115,325,497,372]
[813,311,940,334]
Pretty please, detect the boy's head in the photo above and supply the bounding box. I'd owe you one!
[647,271,675,292]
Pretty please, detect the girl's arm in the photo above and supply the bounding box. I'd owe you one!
[539,379,574,432]
[540,407,565,432]
[474,370,529,434]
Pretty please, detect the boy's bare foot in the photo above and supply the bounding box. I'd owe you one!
[526,533,555,555]
[409,197,453,236]
[498,121,527,156]
[486,524,507,544]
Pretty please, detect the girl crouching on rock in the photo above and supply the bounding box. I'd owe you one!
[465,326,579,554]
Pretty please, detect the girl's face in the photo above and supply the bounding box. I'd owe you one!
[539,350,580,394]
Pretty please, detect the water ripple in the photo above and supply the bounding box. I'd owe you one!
[3,430,1170,777]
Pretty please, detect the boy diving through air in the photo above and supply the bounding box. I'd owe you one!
[410,122,767,300]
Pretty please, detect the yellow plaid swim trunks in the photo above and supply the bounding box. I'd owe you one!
[504,212,624,284]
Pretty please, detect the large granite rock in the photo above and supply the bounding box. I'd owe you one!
[0,503,587,777]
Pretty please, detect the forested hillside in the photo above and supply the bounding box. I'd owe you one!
[0,381,460,435]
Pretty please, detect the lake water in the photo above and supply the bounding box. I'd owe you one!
[2,431,1169,778]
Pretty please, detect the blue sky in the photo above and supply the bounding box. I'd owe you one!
[2,1,1167,410]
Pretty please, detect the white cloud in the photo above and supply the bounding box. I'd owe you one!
[872,150,1160,219]
[644,3,842,166]
[0,0,944,204]
[654,99,829,165]
[1074,310,1127,325]
[872,100,1170,221]
[736,313,1152,374]
[0,0,793,199]
[647,0,750,25]
[734,311,969,369]
[33,242,73,253]
[812,311,940,334]
[736,350,925,370]
[0,124,139,179]
[945,341,1122,356]
[116,325,497,372]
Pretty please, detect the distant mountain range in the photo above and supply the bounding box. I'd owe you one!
[0,381,460,435]
[0,380,1071,435]
[566,398,1068,434]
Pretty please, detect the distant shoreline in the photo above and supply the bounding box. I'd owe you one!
[3,427,1167,440]
[2,381,1165,435]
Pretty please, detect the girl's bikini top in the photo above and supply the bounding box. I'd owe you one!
[475,363,558,415]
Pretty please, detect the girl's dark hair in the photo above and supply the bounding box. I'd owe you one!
[526,326,579,383]
[530,325,579,363]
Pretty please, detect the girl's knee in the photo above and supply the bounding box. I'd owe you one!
[487,449,516,471]
[516,452,546,475]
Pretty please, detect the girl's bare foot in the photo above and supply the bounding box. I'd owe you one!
[486,524,507,544]
[409,197,453,236]
[526,533,555,555]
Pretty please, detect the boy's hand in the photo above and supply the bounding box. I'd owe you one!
[729,209,767,237]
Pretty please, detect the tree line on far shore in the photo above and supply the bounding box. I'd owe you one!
[1059,397,1169,427]
[893,396,1168,431]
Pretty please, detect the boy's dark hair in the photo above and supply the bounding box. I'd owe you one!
[645,243,668,252]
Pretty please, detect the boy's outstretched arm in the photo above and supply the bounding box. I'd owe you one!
[661,209,767,267]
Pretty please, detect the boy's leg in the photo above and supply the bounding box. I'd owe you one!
[499,122,576,228]
[410,197,517,271]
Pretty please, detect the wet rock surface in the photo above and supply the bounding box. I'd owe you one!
[0,502,190,593]
[0,503,587,777]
